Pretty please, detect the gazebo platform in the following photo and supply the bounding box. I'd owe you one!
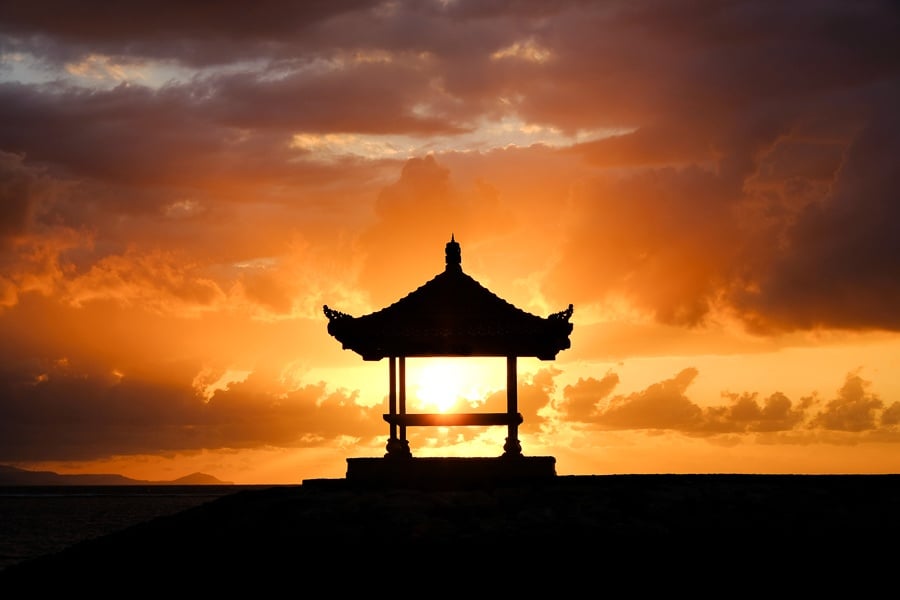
[342,456,557,489]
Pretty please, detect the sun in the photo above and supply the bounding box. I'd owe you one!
[409,358,502,413]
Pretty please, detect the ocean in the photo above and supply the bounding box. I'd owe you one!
[0,485,273,572]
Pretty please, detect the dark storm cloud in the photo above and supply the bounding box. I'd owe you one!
[204,65,466,135]
[735,108,900,332]
[0,0,380,66]
[517,0,899,132]
[0,0,593,148]
[540,1,900,332]
[0,70,459,191]
[0,79,399,189]
[0,82,227,184]
[0,151,41,240]
[0,0,579,67]
[0,357,383,462]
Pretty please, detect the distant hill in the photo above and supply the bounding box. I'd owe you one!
[0,464,232,486]
[167,472,231,485]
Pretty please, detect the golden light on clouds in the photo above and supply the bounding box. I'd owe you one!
[0,1,898,483]
[193,367,253,403]
[65,54,142,83]
[290,132,408,160]
[491,39,552,63]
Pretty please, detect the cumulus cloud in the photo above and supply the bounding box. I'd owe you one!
[809,372,885,432]
[558,371,619,422]
[557,367,897,440]
[0,357,383,462]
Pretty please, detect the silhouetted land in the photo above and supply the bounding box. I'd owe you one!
[2,474,897,592]
[0,464,230,485]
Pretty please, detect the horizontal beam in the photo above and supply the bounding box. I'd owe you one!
[383,412,523,427]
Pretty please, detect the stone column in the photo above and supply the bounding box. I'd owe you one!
[503,355,522,457]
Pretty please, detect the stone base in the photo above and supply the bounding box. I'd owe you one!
[344,456,556,489]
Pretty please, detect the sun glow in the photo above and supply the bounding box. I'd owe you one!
[408,358,503,413]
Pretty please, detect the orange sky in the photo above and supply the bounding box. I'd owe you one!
[1,1,898,484]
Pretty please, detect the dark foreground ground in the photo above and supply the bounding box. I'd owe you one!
[2,474,898,592]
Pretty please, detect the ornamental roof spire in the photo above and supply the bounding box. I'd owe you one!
[445,233,461,271]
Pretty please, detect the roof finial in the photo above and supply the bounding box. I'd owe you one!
[445,234,461,271]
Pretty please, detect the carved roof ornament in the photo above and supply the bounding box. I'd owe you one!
[445,233,461,271]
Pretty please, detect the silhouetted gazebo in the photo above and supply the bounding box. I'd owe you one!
[324,235,574,463]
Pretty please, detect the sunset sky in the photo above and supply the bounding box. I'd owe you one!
[1,1,898,484]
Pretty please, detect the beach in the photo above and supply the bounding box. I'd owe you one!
[2,473,898,592]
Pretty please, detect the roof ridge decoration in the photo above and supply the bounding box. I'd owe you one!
[445,233,461,271]
[324,236,573,361]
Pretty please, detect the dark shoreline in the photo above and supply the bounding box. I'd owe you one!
[3,474,898,590]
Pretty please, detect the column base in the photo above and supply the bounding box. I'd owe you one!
[346,456,556,489]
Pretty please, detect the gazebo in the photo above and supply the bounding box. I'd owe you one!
[323,235,574,472]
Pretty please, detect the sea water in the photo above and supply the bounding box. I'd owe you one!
[0,485,268,572]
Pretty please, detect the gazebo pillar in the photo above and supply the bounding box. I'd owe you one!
[388,357,396,438]
[503,355,522,457]
[399,356,407,445]
[385,355,411,458]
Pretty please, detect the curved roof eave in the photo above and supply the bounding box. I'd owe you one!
[323,237,574,360]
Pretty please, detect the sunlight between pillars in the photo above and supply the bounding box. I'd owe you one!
[383,355,523,458]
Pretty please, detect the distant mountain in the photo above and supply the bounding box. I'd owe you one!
[0,464,232,486]
[168,472,232,485]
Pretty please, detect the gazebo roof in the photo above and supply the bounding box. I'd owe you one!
[323,236,573,360]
